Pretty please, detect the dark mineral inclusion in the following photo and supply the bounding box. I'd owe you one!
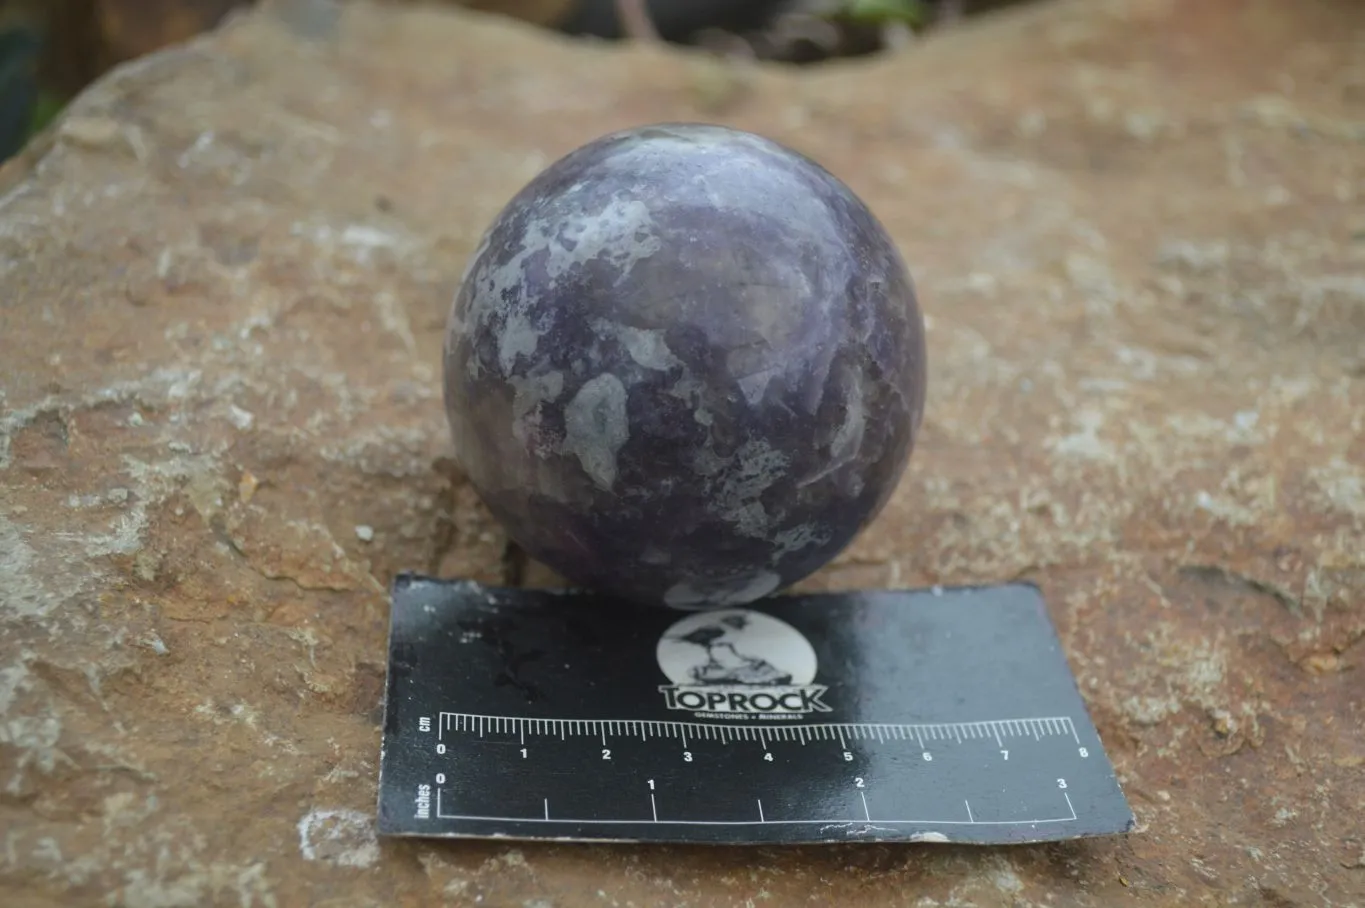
[443,123,926,609]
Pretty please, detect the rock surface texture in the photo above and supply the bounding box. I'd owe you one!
[1,0,1362,905]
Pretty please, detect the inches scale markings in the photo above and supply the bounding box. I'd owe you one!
[377,576,1136,845]
[431,713,1086,827]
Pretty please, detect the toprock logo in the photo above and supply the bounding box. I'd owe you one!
[656,609,831,719]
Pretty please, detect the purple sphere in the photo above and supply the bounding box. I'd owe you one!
[443,123,926,609]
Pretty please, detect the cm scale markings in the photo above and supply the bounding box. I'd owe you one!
[438,712,1083,749]
[427,711,1089,830]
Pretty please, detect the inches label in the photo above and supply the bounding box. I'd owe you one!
[376,576,1135,845]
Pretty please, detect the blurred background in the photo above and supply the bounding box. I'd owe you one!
[0,0,1032,162]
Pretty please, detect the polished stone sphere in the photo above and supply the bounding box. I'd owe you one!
[443,123,926,608]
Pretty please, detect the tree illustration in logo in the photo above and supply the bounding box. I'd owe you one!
[671,614,793,685]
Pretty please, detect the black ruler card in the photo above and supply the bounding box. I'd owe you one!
[376,575,1134,845]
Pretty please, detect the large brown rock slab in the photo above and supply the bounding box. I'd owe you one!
[2,0,1363,904]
